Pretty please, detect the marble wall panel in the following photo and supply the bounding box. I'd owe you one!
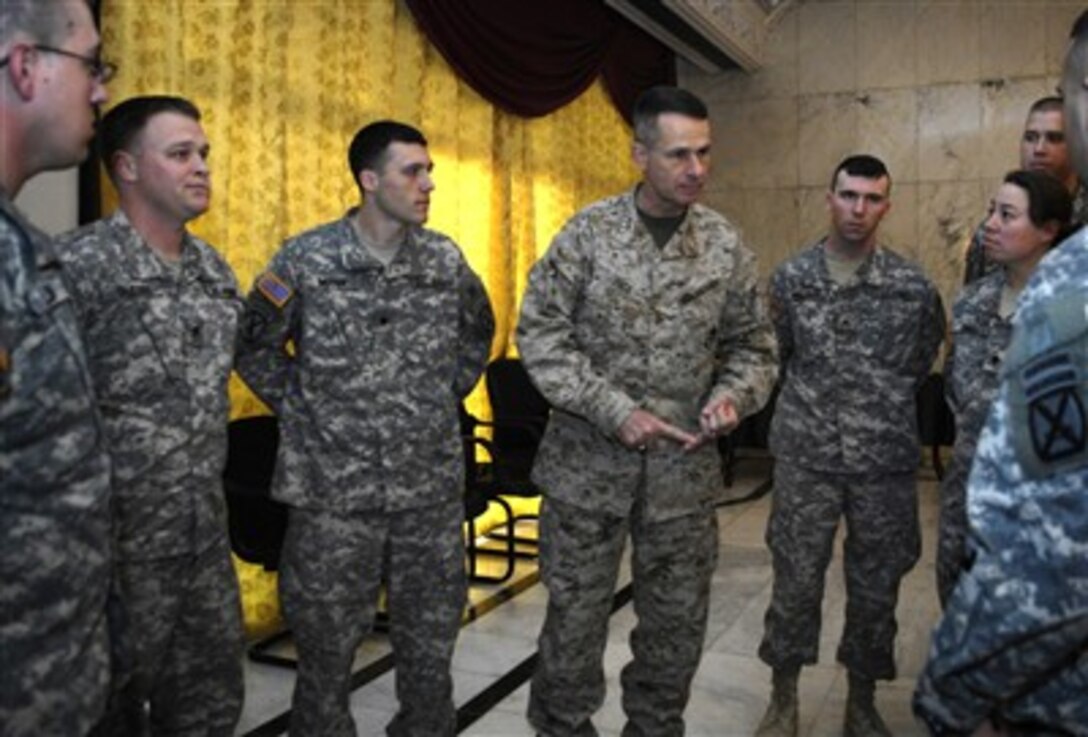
[798,92,858,187]
[979,3,1046,80]
[918,83,982,182]
[856,87,919,183]
[740,188,802,278]
[798,1,857,95]
[738,97,800,189]
[916,1,980,86]
[797,186,830,250]
[857,2,918,91]
[978,77,1052,181]
[882,181,918,256]
[917,180,987,306]
[1045,2,1084,76]
[707,97,751,190]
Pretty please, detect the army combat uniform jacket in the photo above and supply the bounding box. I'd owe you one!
[937,270,1012,603]
[57,210,243,560]
[768,241,946,475]
[236,212,495,513]
[0,194,113,736]
[517,189,778,521]
[914,225,1088,735]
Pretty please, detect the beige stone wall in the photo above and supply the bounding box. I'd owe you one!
[681,0,1084,309]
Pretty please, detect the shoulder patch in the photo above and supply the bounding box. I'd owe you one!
[256,271,293,309]
[1006,291,1088,479]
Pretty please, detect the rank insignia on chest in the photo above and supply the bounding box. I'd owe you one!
[257,272,293,309]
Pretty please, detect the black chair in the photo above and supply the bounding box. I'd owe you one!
[479,358,549,549]
[223,415,299,667]
[223,415,286,571]
[483,358,548,492]
[916,373,956,480]
[461,405,518,584]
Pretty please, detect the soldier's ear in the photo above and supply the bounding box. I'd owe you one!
[4,44,37,100]
[113,150,138,183]
[357,169,379,195]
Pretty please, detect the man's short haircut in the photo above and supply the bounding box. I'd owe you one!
[1003,169,1074,242]
[1027,96,1065,116]
[829,154,891,191]
[347,120,427,184]
[100,96,201,174]
[1071,9,1088,42]
[632,86,708,147]
[0,0,83,48]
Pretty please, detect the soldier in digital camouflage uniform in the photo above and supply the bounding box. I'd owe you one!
[235,120,495,737]
[56,96,244,736]
[914,12,1088,734]
[517,86,778,737]
[937,171,1073,608]
[0,2,114,735]
[756,155,945,737]
[962,96,1087,285]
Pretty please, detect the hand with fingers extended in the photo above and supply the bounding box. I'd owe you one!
[618,408,701,453]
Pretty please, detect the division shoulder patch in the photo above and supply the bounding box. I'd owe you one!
[1022,350,1086,464]
[256,271,294,309]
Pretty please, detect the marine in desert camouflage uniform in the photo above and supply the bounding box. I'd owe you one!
[58,96,244,736]
[914,12,1088,734]
[0,1,114,734]
[756,155,944,737]
[517,86,778,737]
[236,120,494,737]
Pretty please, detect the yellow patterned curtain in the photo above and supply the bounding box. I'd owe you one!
[101,0,637,418]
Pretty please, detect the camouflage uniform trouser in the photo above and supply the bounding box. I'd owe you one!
[759,462,920,680]
[528,496,719,737]
[936,461,969,608]
[280,499,465,737]
[1,512,111,737]
[92,535,245,736]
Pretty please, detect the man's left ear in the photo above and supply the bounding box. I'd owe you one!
[114,150,139,183]
[358,169,379,194]
[4,44,37,99]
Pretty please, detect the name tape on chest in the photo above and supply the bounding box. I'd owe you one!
[256,271,294,309]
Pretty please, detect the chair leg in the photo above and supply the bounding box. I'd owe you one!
[465,497,517,584]
[484,507,540,558]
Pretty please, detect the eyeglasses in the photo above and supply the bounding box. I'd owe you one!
[0,44,117,84]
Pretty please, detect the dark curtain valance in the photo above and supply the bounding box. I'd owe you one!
[404,0,675,124]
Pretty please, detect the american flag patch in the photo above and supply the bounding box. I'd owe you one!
[256,272,293,309]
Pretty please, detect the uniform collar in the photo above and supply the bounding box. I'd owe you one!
[624,187,703,259]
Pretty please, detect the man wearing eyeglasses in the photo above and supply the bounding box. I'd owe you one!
[0,1,114,735]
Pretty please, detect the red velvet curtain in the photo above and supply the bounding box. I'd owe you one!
[404,0,675,124]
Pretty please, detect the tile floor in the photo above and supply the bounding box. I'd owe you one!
[235,453,944,736]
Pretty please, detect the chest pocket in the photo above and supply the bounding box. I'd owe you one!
[1006,290,1088,480]
[84,282,178,402]
[182,281,241,408]
[388,273,459,378]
